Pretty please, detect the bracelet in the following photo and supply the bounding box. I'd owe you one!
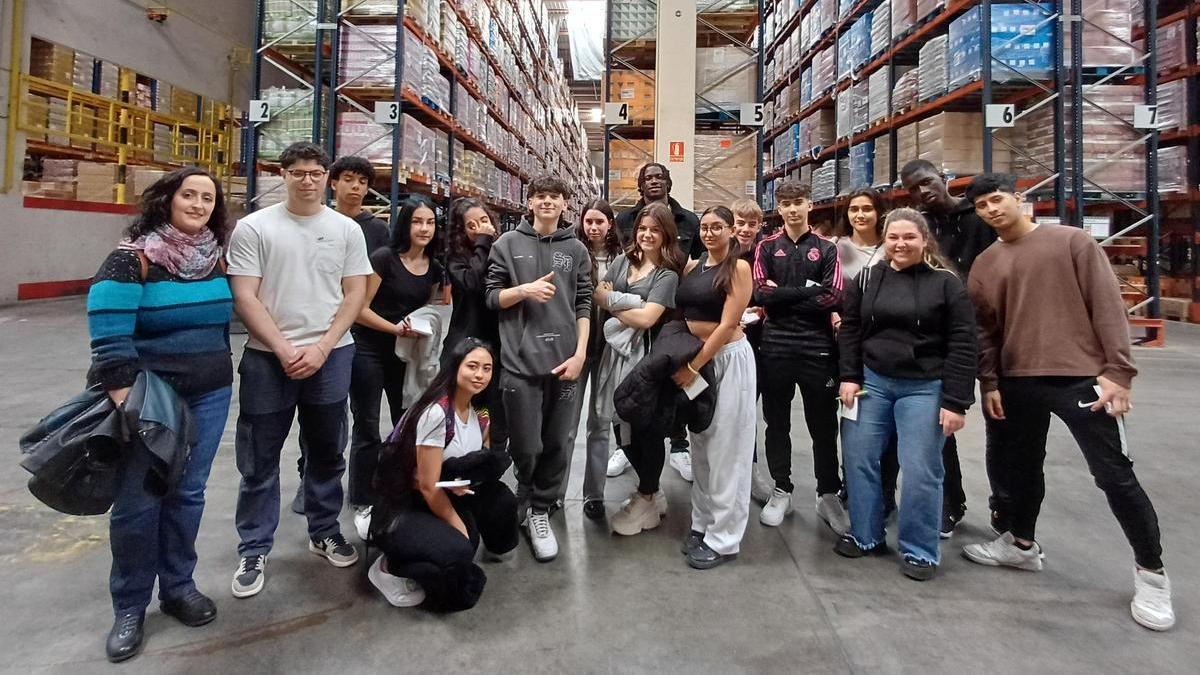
[315,343,329,357]
[686,361,700,375]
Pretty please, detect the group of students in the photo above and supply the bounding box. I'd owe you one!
[81,141,1175,663]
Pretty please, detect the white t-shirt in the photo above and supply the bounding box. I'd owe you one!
[226,202,373,350]
[415,403,483,460]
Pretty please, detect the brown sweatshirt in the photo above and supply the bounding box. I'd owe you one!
[967,224,1136,392]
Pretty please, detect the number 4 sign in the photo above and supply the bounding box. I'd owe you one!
[603,102,629,125]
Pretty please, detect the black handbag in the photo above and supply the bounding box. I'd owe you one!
[19,386,127,516]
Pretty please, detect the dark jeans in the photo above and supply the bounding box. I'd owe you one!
[348,341,407,507]
[761,356,841,495]
[500,370,582,512]
[110,386,232,613]
[621,424,666,496]
[377,480,518,611]
[234,345,353,556]
[997,376,1163,569]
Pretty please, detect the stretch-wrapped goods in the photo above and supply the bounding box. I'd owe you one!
[947,4,1054,89]
[917,35,947,101]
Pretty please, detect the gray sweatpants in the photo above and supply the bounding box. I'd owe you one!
[501,369,583,512]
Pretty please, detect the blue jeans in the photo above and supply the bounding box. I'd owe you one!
[842,368,946,565]
[109,385,232,614]
[234,346,353,556]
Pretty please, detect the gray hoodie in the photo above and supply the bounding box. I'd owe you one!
[485,219,593,376]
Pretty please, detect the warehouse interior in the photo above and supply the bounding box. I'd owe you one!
[1,0,1199,670]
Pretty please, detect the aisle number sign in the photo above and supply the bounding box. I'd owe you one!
[1133,105,1159,129]
[249,100,270,123]
[740,103,764,126]
[669,141,685,163]
[985,104,1015,128]
[375,101,400,124]
[604,102,629,125]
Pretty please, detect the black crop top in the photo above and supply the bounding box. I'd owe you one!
[676,255,726,322]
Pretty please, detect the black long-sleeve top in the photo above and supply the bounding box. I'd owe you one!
[444,234,500,351]
[751,229,843,357]
[837,262,978,413]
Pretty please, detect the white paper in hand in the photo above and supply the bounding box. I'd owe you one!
[406,315,434,337]
[740,309,761,325]
[840,400,859,422]
[806,279,822,288]
[683,376,709,400]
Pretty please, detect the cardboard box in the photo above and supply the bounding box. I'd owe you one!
[608,70,655,123]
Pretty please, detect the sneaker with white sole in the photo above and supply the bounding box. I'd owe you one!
[367,555,425,607]
[1131,568,1175,631]
[961,532,1043,571]
[622,489,667,516]
[759,488,793,527]
[606,448,631,477]
[309,533,359,567]
[354,506,373,542]
[669,451,694,482]
[612,492,662,536]
[231,554,266,598]
[816,493,850,536]
[751,463,774,504]
[526,509,558,562]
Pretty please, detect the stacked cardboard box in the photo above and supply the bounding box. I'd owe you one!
[892,0,916,40]
[1158,146,1187,193]
[336,111,392,164]
[868,69,890,124]
[340,24,399,88]
[917,112,1013,175]
[694,132,756,208]
[608,70,655,123]
[128,168,168,198]
[1075,0,1135,67]
[916,0,944,21]
[874,136,892,188]
[258,87,314,160]
[33,159,79,199]
[30,39,73,85]
[697,47,756,113]
[608,139,654,194]
[72,52,95,91]
[76,162,119,203]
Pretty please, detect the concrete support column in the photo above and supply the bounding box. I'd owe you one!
[655,0,696,210]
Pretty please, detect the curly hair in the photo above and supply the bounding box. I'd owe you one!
[447,197,497,257]
[125,166,231,245]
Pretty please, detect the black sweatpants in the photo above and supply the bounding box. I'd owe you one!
[761,356,841,495]
[347,341,407,507]
[377,480,519,611]
[996,376,1163,570]
[620,424,666,496]
[500,370,582,512]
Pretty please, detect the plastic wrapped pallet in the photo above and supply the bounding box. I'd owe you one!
[871,2,891,57]
[339,24,398,87]
[72,52,95,91]
[814,46,836,96]
[891,0,916,40]
[837,17,873,82]
[917,35,947,101]
[258,87,313,160]
[1158,146,1187,193]
[915,0,944,21]
[812,160,836,202]
[800,67,813,108]
[820,0,837,35]
[1155,22,1187,73]
[263,0,317,45]
[694,132,757,208]
[336,111,392,164]
[892,66,918,113]
[31,39,74,86]
[896,120,919,163]
[851,81,870,133]
[1156,80,1187,132]
[98,61,119,99]
[1072,0,1135,67]
[801,109,836,154]
[849,140,875,189]
[917,112,1013,175]
[873,136,892,188]
[76,161,119,203]
[608,138,654,196]
[947,4,1053,90]
[868,69,890,124]
[836,88,853,139]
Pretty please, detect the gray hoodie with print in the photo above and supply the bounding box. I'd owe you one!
[484,219,593,376]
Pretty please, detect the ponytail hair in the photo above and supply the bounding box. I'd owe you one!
[699,205,742,294]
[882,207,954,273]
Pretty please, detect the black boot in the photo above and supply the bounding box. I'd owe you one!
[161,589,217,627]
[106,610,144,663]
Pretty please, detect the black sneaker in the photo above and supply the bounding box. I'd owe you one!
[680,530,704,555]
[309,533,359,567]
[686,541,736,570]
[160,588,217,627]
[900,557,937,581]
[105,610,144,663]
[940,503,966,539]
[583,498,606,521]
[231,554,266,598]
[833,534,889,558]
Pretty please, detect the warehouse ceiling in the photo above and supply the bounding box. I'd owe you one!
[550,2,605,153]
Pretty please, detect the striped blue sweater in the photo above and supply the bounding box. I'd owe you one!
[87,249,233,397]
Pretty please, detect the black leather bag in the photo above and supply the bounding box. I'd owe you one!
[19,386,127,516]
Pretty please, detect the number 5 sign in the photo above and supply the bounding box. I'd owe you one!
[740,102,764,126]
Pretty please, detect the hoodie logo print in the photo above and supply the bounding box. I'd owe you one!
[808,248,820,262]
[552,252,574,271]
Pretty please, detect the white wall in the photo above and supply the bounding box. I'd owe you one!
[0,0,256,304]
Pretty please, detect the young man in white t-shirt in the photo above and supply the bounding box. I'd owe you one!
[225,142,373,599]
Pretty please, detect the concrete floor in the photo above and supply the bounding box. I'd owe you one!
[1,298,1198,673]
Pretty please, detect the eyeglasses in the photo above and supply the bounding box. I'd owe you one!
[700,225,729,234]
[285,169,327,181]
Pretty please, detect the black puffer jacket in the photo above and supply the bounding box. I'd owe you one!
[614,320,716,435]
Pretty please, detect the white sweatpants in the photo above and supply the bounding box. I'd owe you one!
[689,337,757,555]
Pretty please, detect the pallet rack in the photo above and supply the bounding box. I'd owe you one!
[758,0,1178,341]
[602,0,764,211]
[243,0,596,225]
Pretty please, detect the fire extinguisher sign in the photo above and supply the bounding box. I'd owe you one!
[668,141,685,163]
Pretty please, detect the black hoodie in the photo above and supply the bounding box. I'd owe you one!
[838,261,978,413]
[484,219,593,376]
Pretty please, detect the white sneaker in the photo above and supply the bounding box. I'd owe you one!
[669,451,694,482]
[1131,568,1175,631]
[816,493,850,536]
[526,509,558,562]
[622,488,667,516]
[354,506,372,542]
[751,463,774,504]
[611,492,662,536]
[367,555,425,607]
[961,532,1043,571]
[759,488,793,527]
[606,448,631,477]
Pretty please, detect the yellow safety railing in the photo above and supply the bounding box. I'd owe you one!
[18,74,235,201]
